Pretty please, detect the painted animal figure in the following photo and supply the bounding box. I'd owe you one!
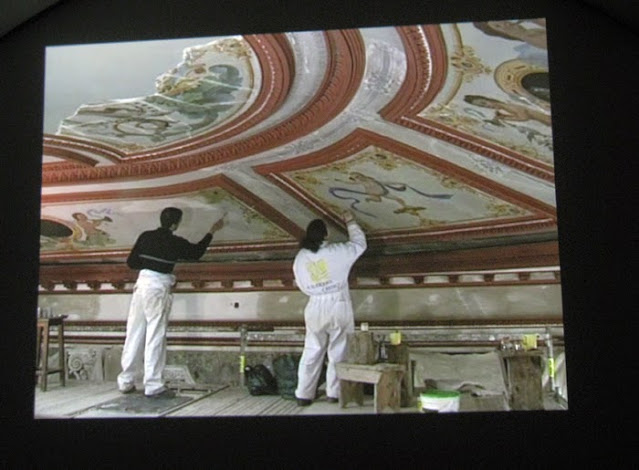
[330,171,452,217]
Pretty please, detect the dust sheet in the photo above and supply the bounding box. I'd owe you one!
[411,350,507,397]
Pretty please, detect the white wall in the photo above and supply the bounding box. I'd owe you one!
[37,284,563,322]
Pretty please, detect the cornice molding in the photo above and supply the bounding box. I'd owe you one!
[38,240,560,294]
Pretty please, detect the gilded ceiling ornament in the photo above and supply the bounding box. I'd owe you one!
[450,45,492,83]
[494,59,550,112]
[208,37,253,59]
[423,103,481,130]
[367,148,400,171]
[292,173,321,186]
[486,202,528,217]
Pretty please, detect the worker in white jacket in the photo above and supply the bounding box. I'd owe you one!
[293,211,367,406]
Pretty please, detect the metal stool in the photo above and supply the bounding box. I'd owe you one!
[35,316,67,391]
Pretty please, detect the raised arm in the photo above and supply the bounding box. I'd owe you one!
[175,232,213,260]
[341,210,367,259]
[176,215,225,261]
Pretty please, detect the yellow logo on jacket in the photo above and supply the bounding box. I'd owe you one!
[306,259,329,283]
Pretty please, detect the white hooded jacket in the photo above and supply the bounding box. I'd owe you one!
[293,220,367,297]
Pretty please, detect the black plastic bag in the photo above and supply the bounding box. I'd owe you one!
[244,364,278,396]
[272,354,300,400]
[272,354,328,400]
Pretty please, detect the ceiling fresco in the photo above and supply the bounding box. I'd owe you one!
[418,21,553,167]
[40,18,557,270]
[39,174,302,261]
[56,37,259,154]
[254,129,554,240]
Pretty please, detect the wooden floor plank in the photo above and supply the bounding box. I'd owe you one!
[34,381,123,418]
[34,380,566,419]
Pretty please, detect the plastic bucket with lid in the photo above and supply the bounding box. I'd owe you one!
[419,390,460,413]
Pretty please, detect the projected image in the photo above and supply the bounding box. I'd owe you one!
[36,18,567,418]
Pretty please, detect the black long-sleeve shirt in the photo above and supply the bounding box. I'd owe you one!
[127,227,213,274]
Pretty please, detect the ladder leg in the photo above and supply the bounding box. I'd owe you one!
[58,323,66,387]
[41,326,50,392]
[35,325,43,386]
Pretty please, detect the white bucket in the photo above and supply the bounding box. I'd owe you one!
[419,390,460,413]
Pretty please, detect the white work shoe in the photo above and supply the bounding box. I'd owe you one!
[119,384,136,394]
[145,388,176,399]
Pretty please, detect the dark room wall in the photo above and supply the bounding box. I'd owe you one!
[2,0,636,466]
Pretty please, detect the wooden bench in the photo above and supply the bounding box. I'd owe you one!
[336,362,405,413]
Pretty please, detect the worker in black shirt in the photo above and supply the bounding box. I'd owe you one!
[117,207,224,398]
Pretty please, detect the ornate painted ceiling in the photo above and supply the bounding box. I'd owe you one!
[39,18,558,280]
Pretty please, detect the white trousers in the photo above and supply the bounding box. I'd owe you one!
[117,270,175,395]
[295,292,354,400]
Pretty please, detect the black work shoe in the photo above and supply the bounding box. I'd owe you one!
[296,398,312,407]
[145,388,176,399]
[326,397,339,403]
[119,385,136,394]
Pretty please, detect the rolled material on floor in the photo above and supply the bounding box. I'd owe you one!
[412,350,507,397]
